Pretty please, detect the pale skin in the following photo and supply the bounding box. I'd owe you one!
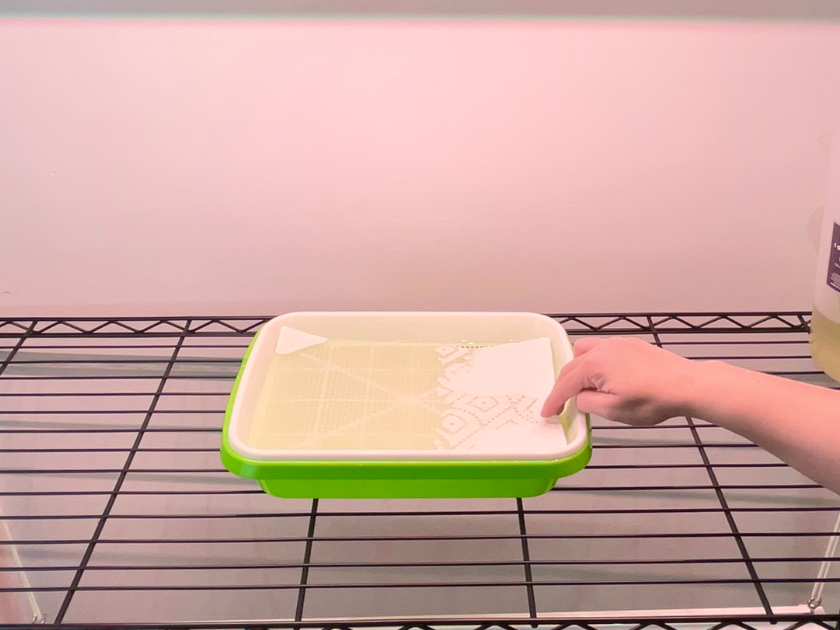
[540,337,840,495]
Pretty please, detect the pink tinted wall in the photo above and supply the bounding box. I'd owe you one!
[1,19,839,315]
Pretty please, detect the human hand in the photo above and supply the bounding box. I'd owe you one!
[541,337,699,425]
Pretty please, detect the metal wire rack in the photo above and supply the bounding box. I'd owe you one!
[1,312,840,630]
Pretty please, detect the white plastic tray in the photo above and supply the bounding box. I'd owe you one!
[227,312,587,461]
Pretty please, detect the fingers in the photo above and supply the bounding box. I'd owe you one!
[573,337,603,357]
[541,337,615,417]
[575,389,617,419]
[555,354,579,381]
[541,359,590,418]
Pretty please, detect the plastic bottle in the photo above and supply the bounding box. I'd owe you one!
[810,141,840,381]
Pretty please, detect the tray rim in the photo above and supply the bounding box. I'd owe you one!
[222,311,591,464]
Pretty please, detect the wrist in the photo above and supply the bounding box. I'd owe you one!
[681,359,729,421]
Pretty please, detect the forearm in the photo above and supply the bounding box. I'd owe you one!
[687,361,840,494]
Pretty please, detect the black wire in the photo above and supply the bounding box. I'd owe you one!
[52,324,192,624]
[648,315,772,612]
[4,576,840,594]
[295,499,319,622]
[3,530,840,547]
[0,483,823,497]
[0,614,837,630]
[2,555,840,573]
[4,506,840,521]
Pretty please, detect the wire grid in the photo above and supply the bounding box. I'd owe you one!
[1,313,840,629]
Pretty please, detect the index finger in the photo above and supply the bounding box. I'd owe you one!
[540,357,592,418]
[573,337,604,357]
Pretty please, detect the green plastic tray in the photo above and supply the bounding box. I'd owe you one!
[220,313,592,499]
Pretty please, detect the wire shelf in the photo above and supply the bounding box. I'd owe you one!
[0,312,838,629]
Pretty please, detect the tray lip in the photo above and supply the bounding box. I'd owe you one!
[223,311,590,463]
[221,432,593,482]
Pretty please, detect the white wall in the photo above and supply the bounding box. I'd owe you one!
[1,18,839,316]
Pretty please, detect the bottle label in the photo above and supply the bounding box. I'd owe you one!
[828,223,840,294]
